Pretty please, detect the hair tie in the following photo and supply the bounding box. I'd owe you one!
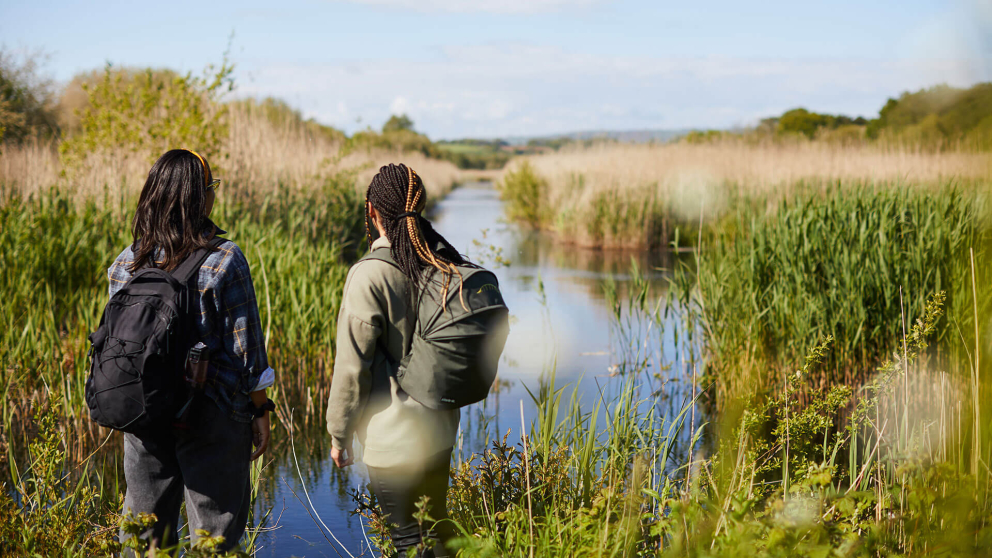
[394,211,419,221]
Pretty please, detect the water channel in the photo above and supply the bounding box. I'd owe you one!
[253,182,698,557]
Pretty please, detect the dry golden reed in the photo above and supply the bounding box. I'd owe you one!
[0,102,467,203]
[225,102,464,201]
[499,141,992,248]
[510,140,992,202]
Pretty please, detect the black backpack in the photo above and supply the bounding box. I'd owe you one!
[85,238,223,432]
[363,246,510,410]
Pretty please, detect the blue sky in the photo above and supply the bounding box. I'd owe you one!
[2,0,990,138]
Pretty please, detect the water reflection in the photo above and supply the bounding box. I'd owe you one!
[254,182,698,557]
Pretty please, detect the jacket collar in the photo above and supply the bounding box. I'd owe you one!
[208,219,227,237]
[369,236,456,259]
[371,236,391,251]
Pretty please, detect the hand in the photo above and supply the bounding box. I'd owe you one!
[250,414,270,461]
[331,445,354,468]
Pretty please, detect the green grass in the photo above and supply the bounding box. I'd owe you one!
[461,179,992,556]
[437,141,512,170]
[437,143,495,156]
[499,160,548,227]
[0,175,362,430]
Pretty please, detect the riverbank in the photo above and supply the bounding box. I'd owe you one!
[498,142,992,396]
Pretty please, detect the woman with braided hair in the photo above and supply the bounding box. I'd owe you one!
[326,163,469,557]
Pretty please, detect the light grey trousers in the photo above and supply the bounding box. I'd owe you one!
[119,395,252,553]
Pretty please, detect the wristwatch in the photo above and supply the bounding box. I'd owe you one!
[251,398,276,418]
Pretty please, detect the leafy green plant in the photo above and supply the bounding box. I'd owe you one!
[59,57,234,171]
[0,400,118,556]
[0,47,60,143]
[498,160,548,227]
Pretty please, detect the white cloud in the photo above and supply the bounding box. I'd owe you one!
[389,96,409,115]
[336,0,602,14]
[238,44,992,139]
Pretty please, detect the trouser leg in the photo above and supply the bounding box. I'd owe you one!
[422,452,456,558]
[176,395,253,552]
[120,431,184,553]
[367,448,454,558]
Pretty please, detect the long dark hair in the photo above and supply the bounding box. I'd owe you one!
[365,163,473,304]
[129,149,215,272]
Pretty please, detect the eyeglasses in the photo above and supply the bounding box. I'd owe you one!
[207,179,221,192]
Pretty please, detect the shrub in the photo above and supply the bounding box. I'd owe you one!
[499,160,547,227]
[0,48,60,143]
[59,59,234,171]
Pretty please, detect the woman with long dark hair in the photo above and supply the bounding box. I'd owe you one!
[326,163,469,557]
[109,149,275,552]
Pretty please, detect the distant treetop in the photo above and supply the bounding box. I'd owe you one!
[383,114,414,133]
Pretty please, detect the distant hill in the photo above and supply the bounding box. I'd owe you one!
[502,128,690,146]
[436,129,692,169]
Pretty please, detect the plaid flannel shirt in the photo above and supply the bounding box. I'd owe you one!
[108,234,272,423]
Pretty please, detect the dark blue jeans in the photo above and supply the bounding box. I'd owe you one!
[119,395,252,554]
[367,448,455,558]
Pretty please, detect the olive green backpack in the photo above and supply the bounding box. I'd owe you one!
[362,246,510,410]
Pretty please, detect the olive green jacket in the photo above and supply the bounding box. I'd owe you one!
[325,237,460,468]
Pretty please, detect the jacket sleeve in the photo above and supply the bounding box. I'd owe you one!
[204,244,272,392]
[107,249,132,298]
[326,262,385,451]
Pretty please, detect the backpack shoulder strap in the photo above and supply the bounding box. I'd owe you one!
[360,246,416,364]
[360,246,400,269]
[172,236,226,285]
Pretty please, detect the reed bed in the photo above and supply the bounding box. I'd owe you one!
[6,97,992,554]
[695,183,990,402]
[499,142,992,248]
[226,101,464,202]
[471,143,992,556]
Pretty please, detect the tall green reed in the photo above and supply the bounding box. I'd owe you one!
[437,373,693,558]
[695,181,989,400]
[653,180,992,555]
